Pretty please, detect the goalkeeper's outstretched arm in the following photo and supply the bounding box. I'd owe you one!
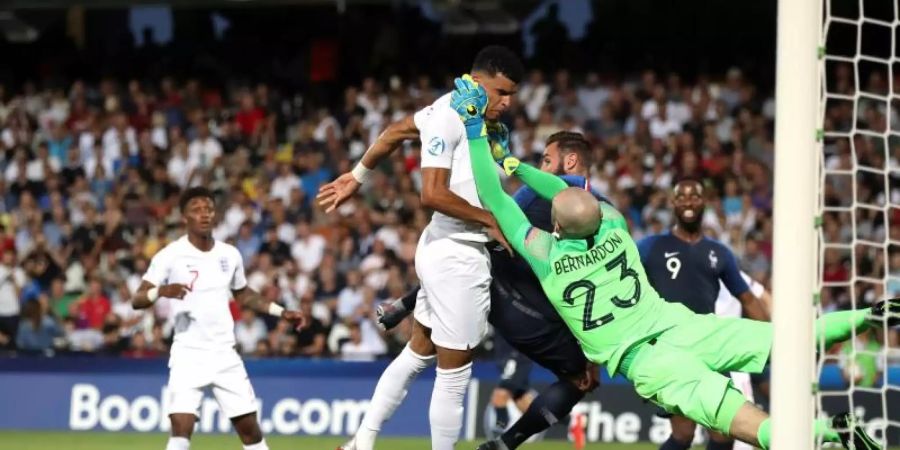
[513,162,569,202]
[469,136,554,279]
[468,136,530,249]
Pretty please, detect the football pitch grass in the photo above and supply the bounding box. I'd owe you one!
[2,432,897,450]
[0,431,654,450]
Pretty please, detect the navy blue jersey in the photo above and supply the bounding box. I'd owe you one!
[636,232,749,314]
[511,175,610,232]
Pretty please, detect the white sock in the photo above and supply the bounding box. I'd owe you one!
[243,438,268,450]
[429,362,472,450]
[165,437,190,450]
[356,345,435,450]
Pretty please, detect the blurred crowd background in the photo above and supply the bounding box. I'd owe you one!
[0,0,893,386]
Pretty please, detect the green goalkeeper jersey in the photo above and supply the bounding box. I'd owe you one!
[534,203,691,375]
[467,136,691,376]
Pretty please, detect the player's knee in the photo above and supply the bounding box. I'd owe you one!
[670,418,697,442]
[409,322,435,356]
[168,414,195,438]
[565,368,598,392]
[491,387,511,406]
[231,412,263,444]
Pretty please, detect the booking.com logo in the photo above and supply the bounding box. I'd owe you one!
[68,384,370,435]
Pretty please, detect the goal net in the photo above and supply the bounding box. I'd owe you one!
[818,0,900,446]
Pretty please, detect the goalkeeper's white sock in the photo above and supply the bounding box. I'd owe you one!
[165,436,190,450]
[429,362,472,450]
[243,438,269,450]
[356,345,435,450]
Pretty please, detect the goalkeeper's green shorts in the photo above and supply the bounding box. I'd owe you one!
[619,314,772,433]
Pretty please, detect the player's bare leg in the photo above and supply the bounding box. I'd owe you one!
[231,412,268,449]
[166,413,196,450]
[725,403,766,447]
[661,415,697,450]
[490,388,513,435]
[345,319,435,450]
[513,392,533,413]
[432,344,474,450]
[724,399,881,450]
[706,429,733,450]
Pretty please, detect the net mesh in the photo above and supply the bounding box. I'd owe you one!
[818,0,900,446]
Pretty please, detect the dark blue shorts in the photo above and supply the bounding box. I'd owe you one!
[488,273,589,380]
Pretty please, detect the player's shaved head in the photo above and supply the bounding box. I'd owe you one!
[551,187,602,239]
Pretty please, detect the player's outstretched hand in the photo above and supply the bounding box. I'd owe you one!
[870,298,900,327]
[485,115,520,176]
[486,216,513,256]
[317,172,360,213]
[486,121,509,160]
[159,284,190,300]
[450,74,488,140]
[281,309,308,331]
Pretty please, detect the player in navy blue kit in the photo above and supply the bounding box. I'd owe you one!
[637,179,769,450]
[378,132,608,450]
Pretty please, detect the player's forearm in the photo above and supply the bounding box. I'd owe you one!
[468,137,530,240]
[514,162,569,201]
[132,289,155,310]
[234,288,274,315]
[740,293,770,321]
[359,116,418,169]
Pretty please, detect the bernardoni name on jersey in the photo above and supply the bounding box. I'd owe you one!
[554,233,624,275]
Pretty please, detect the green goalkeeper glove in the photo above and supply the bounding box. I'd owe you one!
[486,121,519,176]
[450,74,488,140]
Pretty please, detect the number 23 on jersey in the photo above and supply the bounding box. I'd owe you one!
[562,253,641,331]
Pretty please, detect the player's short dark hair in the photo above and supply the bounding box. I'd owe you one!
[179,187,215,212]
[471,45,524,84]
[547,131,592,167]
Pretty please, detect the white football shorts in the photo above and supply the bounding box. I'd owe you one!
[166,347,258,419]
[413,230,491,351]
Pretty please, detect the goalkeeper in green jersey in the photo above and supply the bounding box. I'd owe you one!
[448,74,898,450]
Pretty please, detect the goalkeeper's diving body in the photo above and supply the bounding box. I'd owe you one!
[450,74,897,450]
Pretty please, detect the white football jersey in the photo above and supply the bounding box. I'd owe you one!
[715,270,765,318]
[143,236,247,352]
[414,93,487,242]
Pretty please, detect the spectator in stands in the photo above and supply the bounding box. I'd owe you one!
[296,300,327,357]
[0,248,25,348]
[16,297,61,354]
[235,308,267,355]
[258,225,291,267]
[337,270,364,320]
[123,331,159,359]
[71,278,110,330]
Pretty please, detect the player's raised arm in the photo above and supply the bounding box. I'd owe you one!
[317,115,419,213]
[512,162,569,202]
[452,76,552,278]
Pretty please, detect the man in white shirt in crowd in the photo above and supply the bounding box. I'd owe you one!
[0,248,25,348]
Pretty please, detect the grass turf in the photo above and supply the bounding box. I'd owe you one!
[0,431,654,450]
[4,432,897,450]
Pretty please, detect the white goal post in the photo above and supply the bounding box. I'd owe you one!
[771,0,819,448]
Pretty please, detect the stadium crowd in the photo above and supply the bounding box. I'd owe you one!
[0,63,895,374]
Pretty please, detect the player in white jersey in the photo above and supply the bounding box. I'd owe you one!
[132,187,307,450]
[318,46,523,450]
[714,270,772,450]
